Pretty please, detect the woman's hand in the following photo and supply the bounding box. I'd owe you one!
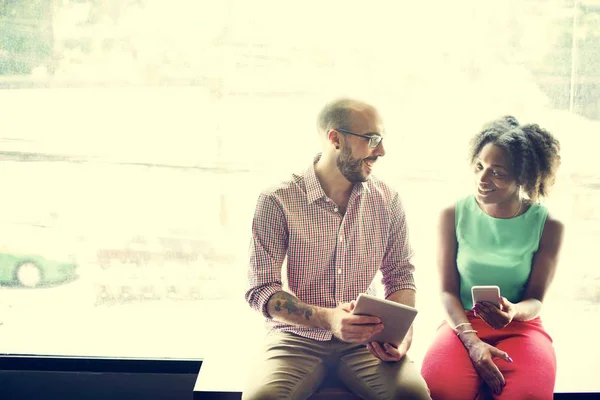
[467,340,513,395]
[474,297,516,329]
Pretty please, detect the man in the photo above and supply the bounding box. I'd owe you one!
[243,98,430,399]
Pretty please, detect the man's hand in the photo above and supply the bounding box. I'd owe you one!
[467,340,513,395]
[344,293,414,362]
[366,339,409,362]
[328,301,383,343]
[474,297,516,329]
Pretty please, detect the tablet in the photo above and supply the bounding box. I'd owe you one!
[351,293,418,347]
[471,285,501,308]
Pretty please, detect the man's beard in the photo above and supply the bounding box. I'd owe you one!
[336,145,370,183]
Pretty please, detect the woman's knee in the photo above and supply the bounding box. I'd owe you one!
[424,383,473,400]
[422,371,479,400]
[498,384,555,400]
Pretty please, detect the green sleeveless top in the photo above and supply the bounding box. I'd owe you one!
[456,195,548,310]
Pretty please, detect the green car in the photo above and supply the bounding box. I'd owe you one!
[0,253,77,288]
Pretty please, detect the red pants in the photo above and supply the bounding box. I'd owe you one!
[421,311,556,400]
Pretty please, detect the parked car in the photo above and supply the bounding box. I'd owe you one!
[0,214,79,288]
[0,252,77,288]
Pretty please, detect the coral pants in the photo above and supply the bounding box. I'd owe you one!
[421,312,556,400]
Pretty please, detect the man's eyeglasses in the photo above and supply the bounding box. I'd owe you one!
[336,128,383,149]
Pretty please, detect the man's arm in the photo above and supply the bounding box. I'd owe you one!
[244,192,288,317]
[266,291,329,329]
[368,193,417,361]
[386,289,416,347]
[379,192,417,298]
[267,291,383,343]
[366,288,416,361]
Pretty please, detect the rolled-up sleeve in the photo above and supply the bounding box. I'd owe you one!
[380,193,416,298]
[244,192,289,318]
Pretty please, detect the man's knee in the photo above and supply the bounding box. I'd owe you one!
[367,373,431,400]
[242,368,325,400]
[392,379,431,400]
[242,380,321,400]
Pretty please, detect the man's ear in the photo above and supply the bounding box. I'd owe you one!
[327,129,341,150]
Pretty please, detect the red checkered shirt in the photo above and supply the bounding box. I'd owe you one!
[245,154,416,341]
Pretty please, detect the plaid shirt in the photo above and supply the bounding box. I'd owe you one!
[245,154,416,341]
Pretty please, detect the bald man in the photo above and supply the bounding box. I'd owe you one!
[243,98,430,400]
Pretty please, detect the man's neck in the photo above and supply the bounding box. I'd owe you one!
[314,154,353,203]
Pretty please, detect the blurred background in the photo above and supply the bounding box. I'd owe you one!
[0,0,598,392]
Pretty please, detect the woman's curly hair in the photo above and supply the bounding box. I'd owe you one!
[468,116,561,202]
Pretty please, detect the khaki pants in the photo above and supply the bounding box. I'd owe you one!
[242,331,431,400]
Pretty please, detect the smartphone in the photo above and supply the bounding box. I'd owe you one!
[471,285,501,308]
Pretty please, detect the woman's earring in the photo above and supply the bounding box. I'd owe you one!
[335,145,339,150]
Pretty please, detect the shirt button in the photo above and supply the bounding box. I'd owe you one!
[339,235,343,242]
[337,268,342,274]
[334,207,339,213]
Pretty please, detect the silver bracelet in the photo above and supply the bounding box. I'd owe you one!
[454,322,472,330]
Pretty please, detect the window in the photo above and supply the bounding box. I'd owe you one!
[1,0,598,392]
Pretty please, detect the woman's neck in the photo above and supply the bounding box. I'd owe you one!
[476,196,523,219]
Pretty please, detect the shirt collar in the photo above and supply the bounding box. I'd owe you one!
[305,153,370,204]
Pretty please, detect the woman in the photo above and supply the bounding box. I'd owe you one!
[421,116,564,399]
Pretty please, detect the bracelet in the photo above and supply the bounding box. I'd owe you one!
[456,329,478,336]
[454,322,472,330]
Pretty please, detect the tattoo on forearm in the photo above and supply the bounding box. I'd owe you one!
[272,293,315,320]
